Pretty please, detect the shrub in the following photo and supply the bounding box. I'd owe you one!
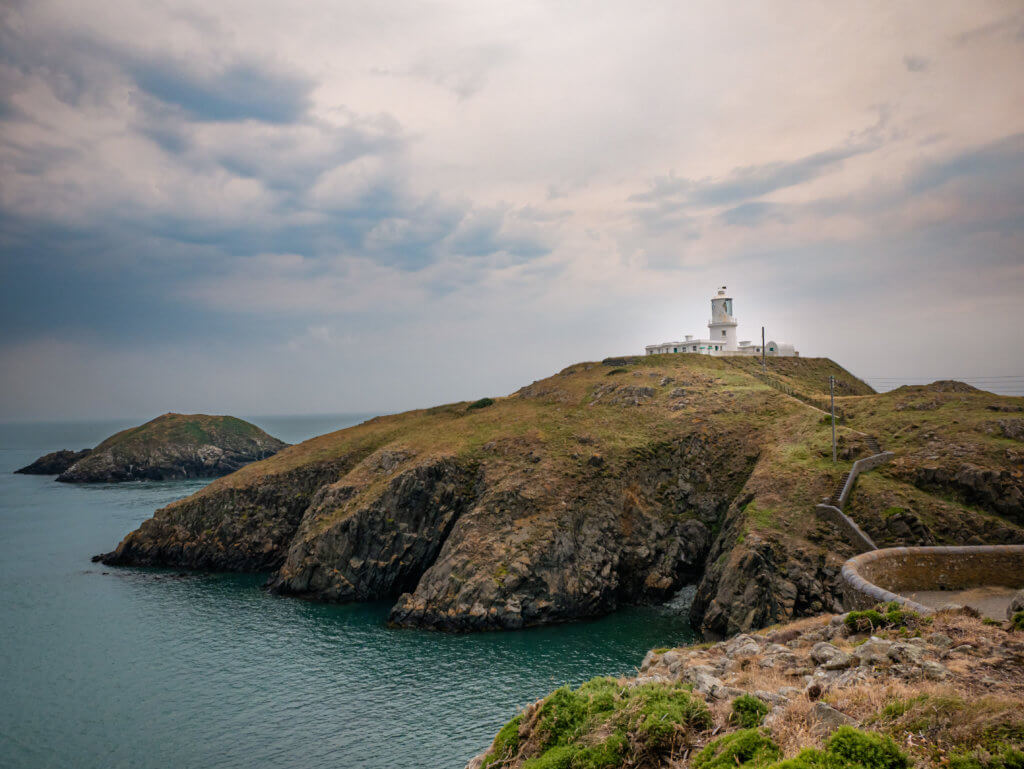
[627,682,713,750]
[1012,611,1024,632]
[468,397,495,410]
[731,694,771,728]
[826,726,909,769]
[693,729,782,769]
[482,714,522,768]
[845,603,926,633]
[518,678,712,768]
[606,368,627,375]
[948,746,1024,769]
[768,727,909,769]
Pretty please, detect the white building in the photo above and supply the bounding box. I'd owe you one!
[644,287,798,358]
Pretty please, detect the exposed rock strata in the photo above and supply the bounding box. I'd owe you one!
[15,448,91,475]
[97,456,355,570]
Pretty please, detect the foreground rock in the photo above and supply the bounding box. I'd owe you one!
[468,606,1024,768]
[59,413,286,483]
[15,449,91,475]
[95,358,1024,633]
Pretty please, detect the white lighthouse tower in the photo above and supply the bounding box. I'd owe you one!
[643,286,797,357]
[708,286,738,352]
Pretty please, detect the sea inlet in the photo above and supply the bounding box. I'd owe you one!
[0,415,696,769]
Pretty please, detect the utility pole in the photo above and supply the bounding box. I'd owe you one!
[830,375,837,463]
[761,326,766,372]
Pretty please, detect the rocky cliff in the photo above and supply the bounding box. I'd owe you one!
[96,358,1024,635]
[57,413,287,483]
[15,448,91,475]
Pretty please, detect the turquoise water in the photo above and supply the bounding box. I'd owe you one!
[0,416,697,769]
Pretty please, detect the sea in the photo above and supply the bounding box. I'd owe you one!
[0,414,697,769]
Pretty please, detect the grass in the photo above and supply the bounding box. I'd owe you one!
[485,676,712,767]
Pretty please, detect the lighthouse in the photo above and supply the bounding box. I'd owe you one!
[643,286,798,357]
[708,286,738,352]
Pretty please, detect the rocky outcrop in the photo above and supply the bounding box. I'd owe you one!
[14,448,91,475]
[58,413,287,483]
[96,456,355,570]
[469,607,1024,769]
[905,463,1024,526]
[268,457,480,601]
[691,524,842,640]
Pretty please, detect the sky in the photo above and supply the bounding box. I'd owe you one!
[1,0,1023,421]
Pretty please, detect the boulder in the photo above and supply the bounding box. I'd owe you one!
[810,642,854,669]
[887,642,925,665]
[1007,590,1024,620]
[855,637,893,667]
[809,702,857,735]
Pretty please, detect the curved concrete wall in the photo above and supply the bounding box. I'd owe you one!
[841,544,1024,613]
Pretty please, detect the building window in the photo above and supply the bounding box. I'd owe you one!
[722,330,726,337]
[769,347,775,351]
[673,348,677,353]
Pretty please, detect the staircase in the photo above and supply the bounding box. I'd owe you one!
[829,472,851,507]
[828,436,883,507]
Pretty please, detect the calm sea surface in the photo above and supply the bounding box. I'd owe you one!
[0,415,696,769]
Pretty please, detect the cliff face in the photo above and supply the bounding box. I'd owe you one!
[96,359,1024,634]
[57,413,287,483]
[15,449,91,475]
[98,454,358,570]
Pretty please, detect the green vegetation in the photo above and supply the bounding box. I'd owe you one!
[845,603,928,633]
[693,727,908,769]
[731,694,771,728]
[693,729,782,769]
[487,676,711,768]
[773,727,909,769]
[1012,611,1024,631]
[872,693,1024,768]
[481,714,523,768]
[468,397,496,410]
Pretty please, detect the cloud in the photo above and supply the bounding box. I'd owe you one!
[903,55,929,72]
[128,58,314,123]
[630,127,887,211]
[906,133,1024,195]
[2,0,1024,419]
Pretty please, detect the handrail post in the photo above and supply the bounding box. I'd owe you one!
[830,375,837,463]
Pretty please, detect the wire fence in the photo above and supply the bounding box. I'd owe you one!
[862,375,1024,396]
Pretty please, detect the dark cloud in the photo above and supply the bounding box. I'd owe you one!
[719,202,788,228]
[630,138,882,211]
[906,133,1024,195]
[903,55,929,72]
[128,58,313,123]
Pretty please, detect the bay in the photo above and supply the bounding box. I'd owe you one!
[0,414,696,769]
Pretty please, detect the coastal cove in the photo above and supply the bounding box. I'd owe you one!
[0,416,696,769]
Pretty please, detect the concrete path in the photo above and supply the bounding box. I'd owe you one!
[906,586,1019,620]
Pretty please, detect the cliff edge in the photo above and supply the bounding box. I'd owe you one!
[96,357,1024,634]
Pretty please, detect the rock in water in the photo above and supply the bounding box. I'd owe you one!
[15,449,92,475]
[56,413,287,483]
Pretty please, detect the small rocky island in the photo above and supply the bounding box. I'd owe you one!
[17,413,287,482]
